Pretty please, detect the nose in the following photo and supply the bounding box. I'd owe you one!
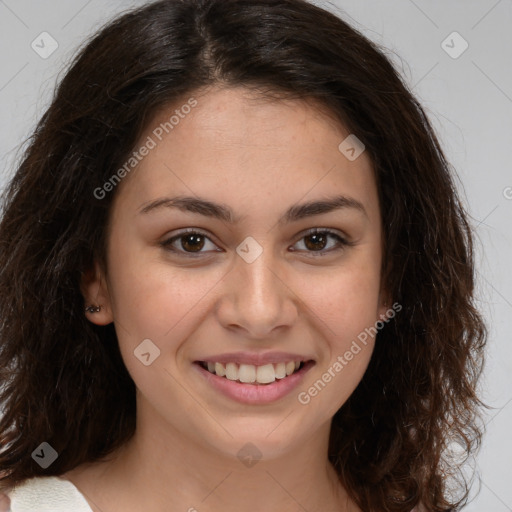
[216,243,298,340]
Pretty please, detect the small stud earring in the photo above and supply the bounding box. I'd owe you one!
[85,305,102,313]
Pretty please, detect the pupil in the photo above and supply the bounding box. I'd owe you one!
[305,233,326,251]
[182,234,204,252]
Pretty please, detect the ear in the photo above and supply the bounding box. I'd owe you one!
[81,261,114,326]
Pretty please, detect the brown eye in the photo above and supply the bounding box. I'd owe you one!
[303,232,329,251]
[179,233,206,252]
[291,229,349,256]
[160,227,349,259]
[161,229,219,256]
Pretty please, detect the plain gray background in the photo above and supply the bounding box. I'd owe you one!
[0,0,511,509]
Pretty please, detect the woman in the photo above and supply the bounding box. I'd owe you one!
[0,0,486,511]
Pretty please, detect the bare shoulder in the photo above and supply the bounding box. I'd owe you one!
[0,492,11,512]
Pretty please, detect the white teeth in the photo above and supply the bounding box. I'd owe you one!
[214,362,226,377]
[225,362,238,381]
[256,364,275,383]
[275,362,286,379]
[238,364,256,383]
[203,360,303,383]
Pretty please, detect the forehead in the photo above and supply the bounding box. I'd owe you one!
[147,85,351,155]
[111,85,379,225]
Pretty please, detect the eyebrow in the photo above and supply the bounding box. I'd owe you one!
[138,194,368,224]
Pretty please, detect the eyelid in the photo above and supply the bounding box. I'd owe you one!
[160,227,220,254]
[296,226,350,243]
[160,226,353,257]
[289,227,352,255]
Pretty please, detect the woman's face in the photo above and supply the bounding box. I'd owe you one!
[85,85,388,459]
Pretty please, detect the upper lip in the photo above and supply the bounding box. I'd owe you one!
[196,351,315,366]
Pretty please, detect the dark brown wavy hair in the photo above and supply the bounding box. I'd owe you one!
[0,0,487,510]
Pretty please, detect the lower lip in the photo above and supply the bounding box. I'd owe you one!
[193,361,315,405]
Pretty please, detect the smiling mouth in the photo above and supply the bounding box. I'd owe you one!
[196,360,309,385]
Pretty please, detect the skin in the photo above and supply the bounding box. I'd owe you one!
[0,493,8,512]
[52,85,390,512]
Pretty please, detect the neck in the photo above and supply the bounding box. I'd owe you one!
[64,398,358,512]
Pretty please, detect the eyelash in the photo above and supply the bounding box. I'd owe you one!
[160,227,350,258]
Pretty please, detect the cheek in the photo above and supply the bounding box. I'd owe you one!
[106,264,224,402]
[295,253,381,414]
[304,249,383,342]
[298,285,379,420]
[106,242,226,359]
[298,343,374,421]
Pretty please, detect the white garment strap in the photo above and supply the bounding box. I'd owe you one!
[7,476,93,512]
